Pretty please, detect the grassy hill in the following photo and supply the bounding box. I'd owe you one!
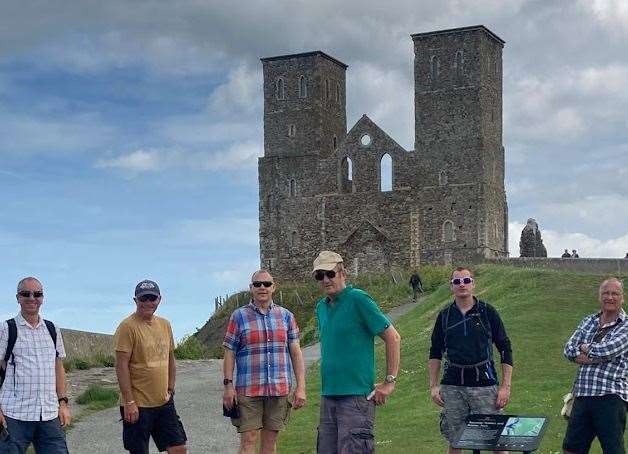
[278,264,627,453]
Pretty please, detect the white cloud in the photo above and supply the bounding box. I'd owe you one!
[95,149,163,171]
[582,0,628,29]
[207,64,262,117]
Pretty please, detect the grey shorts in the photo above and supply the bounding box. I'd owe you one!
[317,395,375,454]
[439,385,500,444]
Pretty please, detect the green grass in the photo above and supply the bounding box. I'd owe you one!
[63,352,115,372]
[279,265,627,453]
[75,384,119,411]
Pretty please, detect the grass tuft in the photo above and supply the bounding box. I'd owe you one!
[76,384,118,411]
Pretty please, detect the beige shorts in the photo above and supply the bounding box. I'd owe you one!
[231,395,292,433]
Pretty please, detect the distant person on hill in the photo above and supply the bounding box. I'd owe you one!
[410,271,424,302]
[428,267,513,454]
[114,279,187,454]
[562,249,572,258]
[562,277,627,454]
[0,277,70,453]
[572,249,580,258]
[222,270,306,454]
[313,251,401,453]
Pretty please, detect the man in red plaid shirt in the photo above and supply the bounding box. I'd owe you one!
[222,270,306,454]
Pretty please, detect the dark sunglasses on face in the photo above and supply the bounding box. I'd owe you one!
[451,277,474,286]
[137,294,159,303]
[314,270,337,281]
[18,291,44,298]
[251,281,273,288]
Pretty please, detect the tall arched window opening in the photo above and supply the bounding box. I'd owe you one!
[430,56,440,82]
[276,78,285,100]
[340,157,353,193]
[289,179,296,197]
[299,76,307,98]
[380,153,393,192]
[443,221,455,242]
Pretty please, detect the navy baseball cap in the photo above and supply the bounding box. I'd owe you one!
[135,279,161,297]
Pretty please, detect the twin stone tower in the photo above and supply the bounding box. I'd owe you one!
[258,25,508,279]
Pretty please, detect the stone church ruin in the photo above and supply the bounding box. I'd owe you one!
[258,25,508,279]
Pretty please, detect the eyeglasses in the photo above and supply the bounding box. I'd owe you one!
[137,294,159,302]
[450,277,474,286]
[17,290,44,299]
[251,281,273,288]
[314,270,337,281]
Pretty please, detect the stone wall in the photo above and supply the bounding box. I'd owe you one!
[60,328,113,359]
[489,257,628,275]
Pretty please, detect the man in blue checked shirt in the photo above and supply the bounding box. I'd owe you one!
[563,277,627,454]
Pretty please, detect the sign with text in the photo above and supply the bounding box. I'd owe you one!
[452,414,548,452]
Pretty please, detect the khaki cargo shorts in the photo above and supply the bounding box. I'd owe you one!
[439,385,501,444]
[231,395,292,433]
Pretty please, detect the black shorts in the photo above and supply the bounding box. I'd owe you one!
[120,398,187,453]
[562,394,626,454]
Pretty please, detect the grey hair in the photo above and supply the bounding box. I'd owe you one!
[599,277,624,293]
[17,276,42,292]
[251,269,274,282]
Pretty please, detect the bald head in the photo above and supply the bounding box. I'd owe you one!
[17,277,42,292]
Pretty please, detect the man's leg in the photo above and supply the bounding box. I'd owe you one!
[562,397,595,454]
[317,396,338,454]
[465,385,510,454]
[260,429,279,454]
[591,395,625,454]
[3,417,35,454]
[232,396,263,454]
[32,418,68,454]
[439,385,468,454]
[120,406,152,454]
[336,395,375,454]
[151,399,187,454]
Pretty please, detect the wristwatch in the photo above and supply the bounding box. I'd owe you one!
[384,374,397,384]
[223,378,233,386]
[58,397,69,405]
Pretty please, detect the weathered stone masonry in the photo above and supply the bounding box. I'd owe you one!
[259,26,508,279]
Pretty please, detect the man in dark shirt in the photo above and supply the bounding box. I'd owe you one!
[409,272,424,303]
[562,249,572,258]
[428,267,513,454]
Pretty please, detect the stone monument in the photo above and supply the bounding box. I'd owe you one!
[519,218,547,257]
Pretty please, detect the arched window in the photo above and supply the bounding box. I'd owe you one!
[289,179,296,197]
[288,124,296,137]
[335,82,340,103]
[380,153,393,192]
[333,135,337,149]
[290,231,297,248]
[443,220,455,242]
[439,170,448,186]
[430,56,440,82]
[340,156,353,193]
[299,76,307,98]
[455,50,464,79]
[275,77,285,100]
[325,79,330,100]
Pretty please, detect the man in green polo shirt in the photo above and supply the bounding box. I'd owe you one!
[313,250,401,453]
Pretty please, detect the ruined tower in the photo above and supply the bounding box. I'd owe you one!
[258,26,508,279]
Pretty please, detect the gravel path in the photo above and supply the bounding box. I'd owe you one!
[66,296,420,453]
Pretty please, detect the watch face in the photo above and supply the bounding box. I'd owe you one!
[223,379,232,386]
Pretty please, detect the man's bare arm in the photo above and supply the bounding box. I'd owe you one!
[288,341,306,409]
[428,358,444,406]
[116,351,139,423]
[55,358,71,426]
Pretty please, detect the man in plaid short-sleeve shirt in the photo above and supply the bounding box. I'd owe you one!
[0,277,71,454]
[222,269,306,454]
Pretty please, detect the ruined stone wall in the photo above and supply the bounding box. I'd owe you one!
[61,328,113,360]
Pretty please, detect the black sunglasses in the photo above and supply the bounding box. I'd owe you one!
[137,294,159,302]
[18,290,44,299]
[314,270,337,281]
[251,281,273,288]
[450,277,474,286]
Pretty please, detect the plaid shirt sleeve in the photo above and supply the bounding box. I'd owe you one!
[588,322,628,360]
[222,311,240,352]
[564,316,591,361]
[286,311,299,343]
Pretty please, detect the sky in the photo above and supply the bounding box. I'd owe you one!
[1,0,627,338]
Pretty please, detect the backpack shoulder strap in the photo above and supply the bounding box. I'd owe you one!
[4,319,17,363]
[44,320,59,358]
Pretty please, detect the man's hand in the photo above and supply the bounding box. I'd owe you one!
[292,386,306,409]
[222,384,237,410]
[124,401,139,424]
[0,409,6,428]
[575,353,593,365]
[372,382,395,406]
[495,385,511,409]
[430,385,444,407]
[58,402,72,427]
[579,343,590,354]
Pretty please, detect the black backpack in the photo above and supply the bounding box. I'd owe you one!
[0,318,58,387]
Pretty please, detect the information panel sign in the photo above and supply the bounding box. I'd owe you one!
[452,414,548,452]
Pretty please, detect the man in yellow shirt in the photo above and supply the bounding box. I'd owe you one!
[114,279,187,454]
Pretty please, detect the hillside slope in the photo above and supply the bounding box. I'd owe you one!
[279,265,627,453]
